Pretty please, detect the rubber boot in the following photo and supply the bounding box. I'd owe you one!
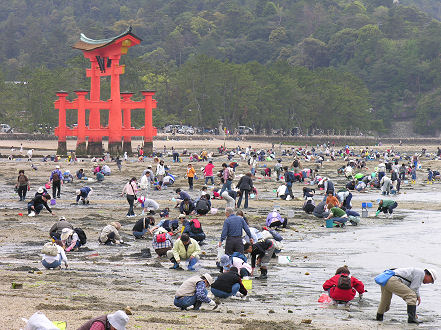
[188,257,198,271]
[407,305,422,324]
[169,257,181,270]
[376,313,383,321]
[257,268,268,280]
[193,300,202,310]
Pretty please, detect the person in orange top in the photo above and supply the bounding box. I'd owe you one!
[186,163,196,190]
[326,193,340,207]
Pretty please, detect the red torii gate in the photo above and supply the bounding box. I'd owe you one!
[54,27,157,156]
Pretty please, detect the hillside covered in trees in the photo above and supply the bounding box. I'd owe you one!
[1,0,441,135]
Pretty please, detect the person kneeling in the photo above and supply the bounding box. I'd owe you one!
[322,266,365,304]
[152,228,173,257]
[211,267,248,299]
[174,273,217,310]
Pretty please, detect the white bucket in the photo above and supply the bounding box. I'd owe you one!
[278,256,293,264]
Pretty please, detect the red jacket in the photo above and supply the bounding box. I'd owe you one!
[322,273,365,302]
[204,163,214,177]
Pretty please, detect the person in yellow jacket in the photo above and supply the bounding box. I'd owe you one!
[167,233,201,270]
[186,163,196,190]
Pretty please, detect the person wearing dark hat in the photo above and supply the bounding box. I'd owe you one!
[211,267,248,299]
[27,193,54,217]
[78,310,129,330]
[167,233,201,270]
[376,267,437,323]
[49,216,74,240]
[174,273,217,310]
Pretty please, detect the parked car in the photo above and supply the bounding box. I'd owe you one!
[238,126,253,134]
[0,124,13,133]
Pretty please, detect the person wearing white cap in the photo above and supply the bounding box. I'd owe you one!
[174,273,217,310]
[77,310,129,330]
[50,165,63,199]
[76,187,93,205]
[377,267,437,323]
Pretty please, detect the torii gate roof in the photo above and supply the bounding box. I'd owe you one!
[72,26,141,51]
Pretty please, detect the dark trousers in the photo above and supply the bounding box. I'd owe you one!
[18,185,27,200]
[188,177,194,190]
[225,236,244,255]
[196,208,209,215]
[127,195,135,216]
[237,189,249,208]
[103,231,116,244]
[286,184,294,198]
[28,203,43,214]
[52,181,61,198]
[382,202,398,214]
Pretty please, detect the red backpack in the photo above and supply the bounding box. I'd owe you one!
[155,233,167,243]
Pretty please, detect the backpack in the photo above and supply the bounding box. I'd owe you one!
[189,219,203,234]
[337,274,352,290]
[74,228,87,245]
[52,172,60,182]
[41,242,58,256]
[227,168,235,180]
[155,233,167,243]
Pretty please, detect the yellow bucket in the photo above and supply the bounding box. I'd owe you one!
[242,279,252,291]
[53,321,67,330]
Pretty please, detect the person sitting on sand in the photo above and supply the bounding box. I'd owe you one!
[322,266,365,304]
[167,233,201,270]
[324,204,348,227]
[211,267,248,299]
[78,310,129,330]
[99,222,123,245]
[174,273,216,310]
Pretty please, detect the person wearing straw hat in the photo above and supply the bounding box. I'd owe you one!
[60,228,80,252]
[76,187,92,205]
[152,227,173,257]
[99,222,123,245]
[376,268,437,323]
[78,310,129,330]
[174,273,217,310]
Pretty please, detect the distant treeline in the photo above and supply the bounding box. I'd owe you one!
[0,0,441,135]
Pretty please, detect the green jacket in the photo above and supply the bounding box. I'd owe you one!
[172,238,201,262]
[378,200,396,209]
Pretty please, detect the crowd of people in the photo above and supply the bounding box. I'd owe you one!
[10,142,441,327]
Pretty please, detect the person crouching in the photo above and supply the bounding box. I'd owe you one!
[211,267,248,299]
[174,273,217,310]
[322,266,365,304]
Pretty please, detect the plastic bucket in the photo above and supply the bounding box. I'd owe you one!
[325,219,334,228]
[367,202,373,208]
[362,210,369,218]
[50,199,56,205]
[242,279,252,291]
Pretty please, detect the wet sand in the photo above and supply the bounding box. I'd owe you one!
[1,139,440,329]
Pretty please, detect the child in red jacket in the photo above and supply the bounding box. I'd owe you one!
[322,266,365,303]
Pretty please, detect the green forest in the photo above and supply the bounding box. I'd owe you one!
[1,0,441,135]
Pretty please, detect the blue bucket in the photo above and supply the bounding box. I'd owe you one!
[325,219,334,228]
[367,202,373,208]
